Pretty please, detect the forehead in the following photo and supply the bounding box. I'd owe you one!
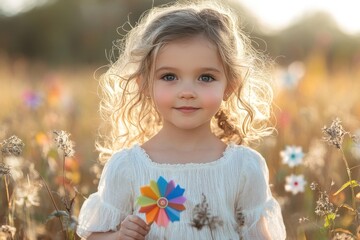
[155,35,223,70]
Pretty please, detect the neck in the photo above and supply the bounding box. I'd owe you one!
[150,122,220,151]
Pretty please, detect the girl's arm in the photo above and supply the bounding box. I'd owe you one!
[87,215,150,240]
[259,216,273,240]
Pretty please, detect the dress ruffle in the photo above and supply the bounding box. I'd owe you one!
[241,198,286,239]
[77,193,131,238]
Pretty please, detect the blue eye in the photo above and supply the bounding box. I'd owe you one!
[161,74,177,81]
[199,75,215,82]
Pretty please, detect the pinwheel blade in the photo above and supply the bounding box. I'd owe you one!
[166,185,185,200]
[146,205,160,224]
[140,186,159,200]
[156,208,169,227]
[165,206,180,222]
[168,196,186,205]
[150,180,161,197]
[165,180,175,197]
[168,202,186,211]
[139,204,157,213]
[136,196,156,207]
[157,176,168,197]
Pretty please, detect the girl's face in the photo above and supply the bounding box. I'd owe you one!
[152,35,228,131]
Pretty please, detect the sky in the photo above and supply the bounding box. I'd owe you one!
[0,0,359,35]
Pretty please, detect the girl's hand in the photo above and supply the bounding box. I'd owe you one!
[117,215,151,240]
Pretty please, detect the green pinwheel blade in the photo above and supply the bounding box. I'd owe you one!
[150,180,161,197]
[136,195,156,207]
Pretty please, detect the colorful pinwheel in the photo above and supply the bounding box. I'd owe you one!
[136,176,186,227]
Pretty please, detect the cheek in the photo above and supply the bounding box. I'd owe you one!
[153,85,173,108]
[201,89,224,109]
[202,90,224,104]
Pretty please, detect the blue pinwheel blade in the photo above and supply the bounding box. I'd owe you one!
[165,206,180,222]
[166,185,185,200]
[157,176,168,197]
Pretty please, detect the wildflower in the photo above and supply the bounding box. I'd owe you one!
[22,89,43,109]
[0,135,25,157]
[0,162,11,177]
[53,130,75,158]
[314,191,334,217]
[285,174,307,195]
[280,146,304,168]
[277,61,305,90]
[303,140,326,175]
[190,193,223,231]
[0,225,16,238]
[4,156,24,181]
[14,178,41,208]
[322,118,348,149]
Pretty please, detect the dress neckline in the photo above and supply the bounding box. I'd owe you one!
[134,143,236,169]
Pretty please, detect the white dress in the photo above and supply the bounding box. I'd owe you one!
[76,143,286,239]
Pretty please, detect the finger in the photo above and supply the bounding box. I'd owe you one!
[128,215,150,232]
[120,228,145,240]
[120,216,150,237]
[124,222,148,236]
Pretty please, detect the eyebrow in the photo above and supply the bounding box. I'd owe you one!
[155,66,222,73]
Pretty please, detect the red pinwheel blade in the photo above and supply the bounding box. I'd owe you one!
[168,202,186,211]
[139,204,157,213]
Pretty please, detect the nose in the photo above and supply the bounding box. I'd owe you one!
[178,90,196,99]
[177,81,196,99]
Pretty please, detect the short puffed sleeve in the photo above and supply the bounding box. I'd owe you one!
[76,150,134,239]
[237,148,286,240]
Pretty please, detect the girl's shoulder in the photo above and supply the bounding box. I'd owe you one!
[104,146,134,168]
[229,144,267,172]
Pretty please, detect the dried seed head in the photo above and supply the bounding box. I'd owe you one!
[190,193,223,231]
[322,118,348,149]
[315,191,334,217]
[310,182,318,191]
[53,130,75,157]
[331,232,356,240]
[1,135,25,157]
[0,162,11,177]
[0,225,16,238]
[235,208,245,227]
[298,217,309,223]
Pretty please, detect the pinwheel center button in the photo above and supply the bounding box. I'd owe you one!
[157,197,168,208]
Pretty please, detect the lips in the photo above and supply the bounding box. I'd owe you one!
[174,106,200,113]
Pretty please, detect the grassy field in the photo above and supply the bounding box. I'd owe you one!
[0,51,359,239]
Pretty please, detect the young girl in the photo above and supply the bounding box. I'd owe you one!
[77,1,286,239]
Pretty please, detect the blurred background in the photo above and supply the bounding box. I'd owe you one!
[0,0,359,239]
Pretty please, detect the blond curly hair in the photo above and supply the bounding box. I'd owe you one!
[96,1,274,162]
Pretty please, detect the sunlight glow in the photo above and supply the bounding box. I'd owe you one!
[236,0,360,34]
